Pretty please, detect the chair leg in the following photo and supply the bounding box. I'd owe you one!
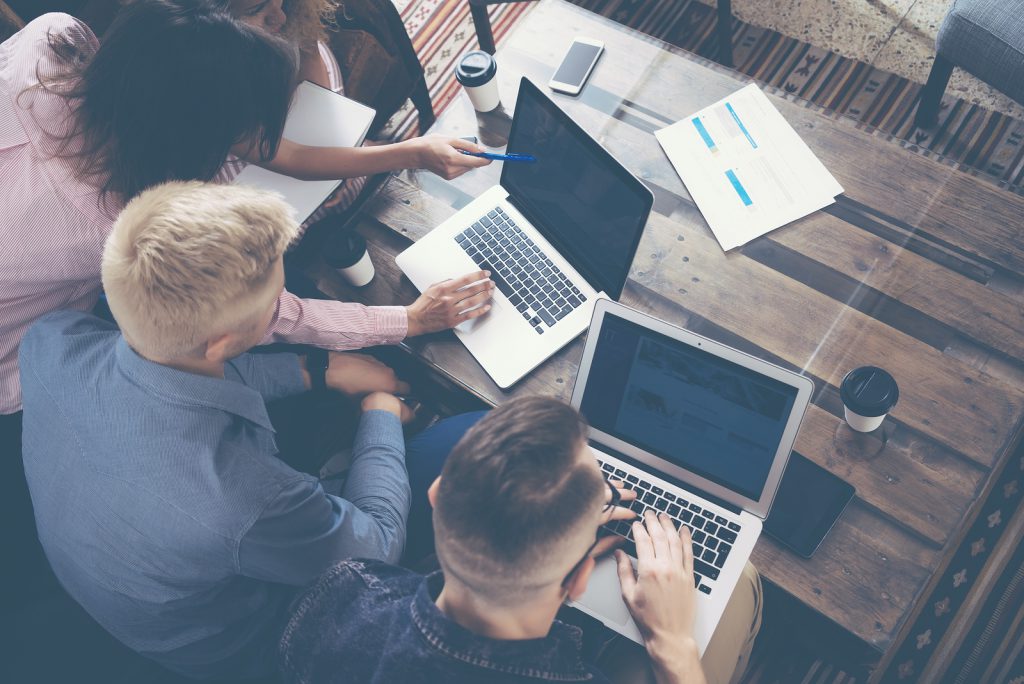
[717,0,734,68]
[915,54,954,129]
[410,75,436,134]
[469,2,497,55]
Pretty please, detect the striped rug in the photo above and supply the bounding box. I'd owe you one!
[388,0,1024,197]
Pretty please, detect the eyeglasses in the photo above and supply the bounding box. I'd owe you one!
[602,478,621,512]
[563,476,624,587]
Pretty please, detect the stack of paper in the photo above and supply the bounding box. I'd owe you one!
[233,81,376,223]
[655,84,842,251]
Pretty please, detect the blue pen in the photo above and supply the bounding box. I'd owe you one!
[460,150,537,163]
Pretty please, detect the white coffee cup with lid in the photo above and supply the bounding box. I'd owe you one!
[326,231,375,287]
[455,50,501,112]
[839,366,899,432]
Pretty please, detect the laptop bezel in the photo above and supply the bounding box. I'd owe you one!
[499,77,653,300]
[569,299,814,519]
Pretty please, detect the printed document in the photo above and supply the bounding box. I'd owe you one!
[233,81,376,223]
[656,84,842,251]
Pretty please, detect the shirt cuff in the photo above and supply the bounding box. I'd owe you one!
[374,306,408,343]
[264,291,409,351]
[353,409,405,458]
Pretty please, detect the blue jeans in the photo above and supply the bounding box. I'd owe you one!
[402,411,488,564]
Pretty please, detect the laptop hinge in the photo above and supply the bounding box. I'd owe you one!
[503,193,600,292]
[590,439,744,516]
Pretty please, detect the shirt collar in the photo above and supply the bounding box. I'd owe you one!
[114,338,275,431]
[410,572,594,682]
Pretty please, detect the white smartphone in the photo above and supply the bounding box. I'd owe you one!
[548,37,605,95]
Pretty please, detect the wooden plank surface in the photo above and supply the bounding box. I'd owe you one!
[334,0,1024,653]
[313,176,947,648]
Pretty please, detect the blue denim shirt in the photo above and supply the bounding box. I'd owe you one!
[279,560,612,683]
[19,312,411,679]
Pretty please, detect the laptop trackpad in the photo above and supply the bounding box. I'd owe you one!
[575,556,632,626]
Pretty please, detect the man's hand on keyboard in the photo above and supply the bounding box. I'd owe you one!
[615,511,707,684]
[406,271,495,336]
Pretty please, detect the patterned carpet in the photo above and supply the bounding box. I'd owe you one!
[389,1,1024,683]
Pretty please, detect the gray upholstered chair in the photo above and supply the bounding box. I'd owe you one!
[468,0,737,67]
[915,0,1024,128]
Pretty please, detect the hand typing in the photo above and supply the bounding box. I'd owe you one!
[615,511,706,684]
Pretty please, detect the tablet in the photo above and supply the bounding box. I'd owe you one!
[764,452,855,558]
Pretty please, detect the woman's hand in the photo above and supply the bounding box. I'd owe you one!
[408,135,492,180]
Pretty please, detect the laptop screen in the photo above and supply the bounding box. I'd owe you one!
[501,79,652,300]
[578,312,799,501]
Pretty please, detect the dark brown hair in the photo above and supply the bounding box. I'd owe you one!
[434,397,605,593]
[41,0,297,203]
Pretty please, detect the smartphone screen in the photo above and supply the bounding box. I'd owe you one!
[552,41,603,89]
[764,453,855,558]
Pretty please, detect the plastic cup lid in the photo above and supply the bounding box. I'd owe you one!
[455,51,497,87]
[325,231,367,269]
[840,366,899,418]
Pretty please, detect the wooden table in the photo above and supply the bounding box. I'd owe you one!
[315,0,1024,658]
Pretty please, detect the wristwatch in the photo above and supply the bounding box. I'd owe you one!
[306,348,329,392]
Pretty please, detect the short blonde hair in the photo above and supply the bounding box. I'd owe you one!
[102,181,299,360]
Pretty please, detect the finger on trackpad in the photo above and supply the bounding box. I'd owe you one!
[455,303,493,333]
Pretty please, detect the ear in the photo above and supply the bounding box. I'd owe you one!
[427,477,441,508]
[565,556,596,602]
[204,333,236,363]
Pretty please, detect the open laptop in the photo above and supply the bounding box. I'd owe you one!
[569,300,813,653]
[395,78,653,388]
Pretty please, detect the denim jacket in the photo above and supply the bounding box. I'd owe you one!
[279,560,611,683]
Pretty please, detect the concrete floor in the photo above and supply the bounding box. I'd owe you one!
[729,0,1023,119]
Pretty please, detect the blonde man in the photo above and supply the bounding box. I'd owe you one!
[18,182,488,680]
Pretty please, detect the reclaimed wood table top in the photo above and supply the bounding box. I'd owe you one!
[314,0,1024,654]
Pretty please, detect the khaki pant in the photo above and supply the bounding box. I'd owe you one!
[597,562,763,684]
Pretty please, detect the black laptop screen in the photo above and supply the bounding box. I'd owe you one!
[501,79,652,299]
[578,313,799,500]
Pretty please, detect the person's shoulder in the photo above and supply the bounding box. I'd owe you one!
[2,13,98,87]
[20,13,97,50]
[293,559,419,614]
[280,560,421,678]
[21,310,117,364]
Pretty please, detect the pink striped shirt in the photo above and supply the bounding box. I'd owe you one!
[0,14,406,415]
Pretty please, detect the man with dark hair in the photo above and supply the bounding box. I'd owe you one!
[280,396,762,684]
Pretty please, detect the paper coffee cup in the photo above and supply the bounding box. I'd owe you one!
[325,231,375,288]
[455,50,500,112]
[337,250,374,287]
[840,366,899,433]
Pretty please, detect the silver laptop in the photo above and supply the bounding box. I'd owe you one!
[395,78,653,388]
[569,300,813,654]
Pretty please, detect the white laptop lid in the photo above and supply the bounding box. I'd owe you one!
[570,300,813,519]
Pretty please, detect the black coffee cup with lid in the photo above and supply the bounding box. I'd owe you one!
[840,366,899,432]
[455,50,500,112]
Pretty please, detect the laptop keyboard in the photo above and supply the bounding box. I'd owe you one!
[597,459,743,597]
[454,207,586,335]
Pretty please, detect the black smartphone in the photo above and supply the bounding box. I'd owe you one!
[764,452,855,558]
